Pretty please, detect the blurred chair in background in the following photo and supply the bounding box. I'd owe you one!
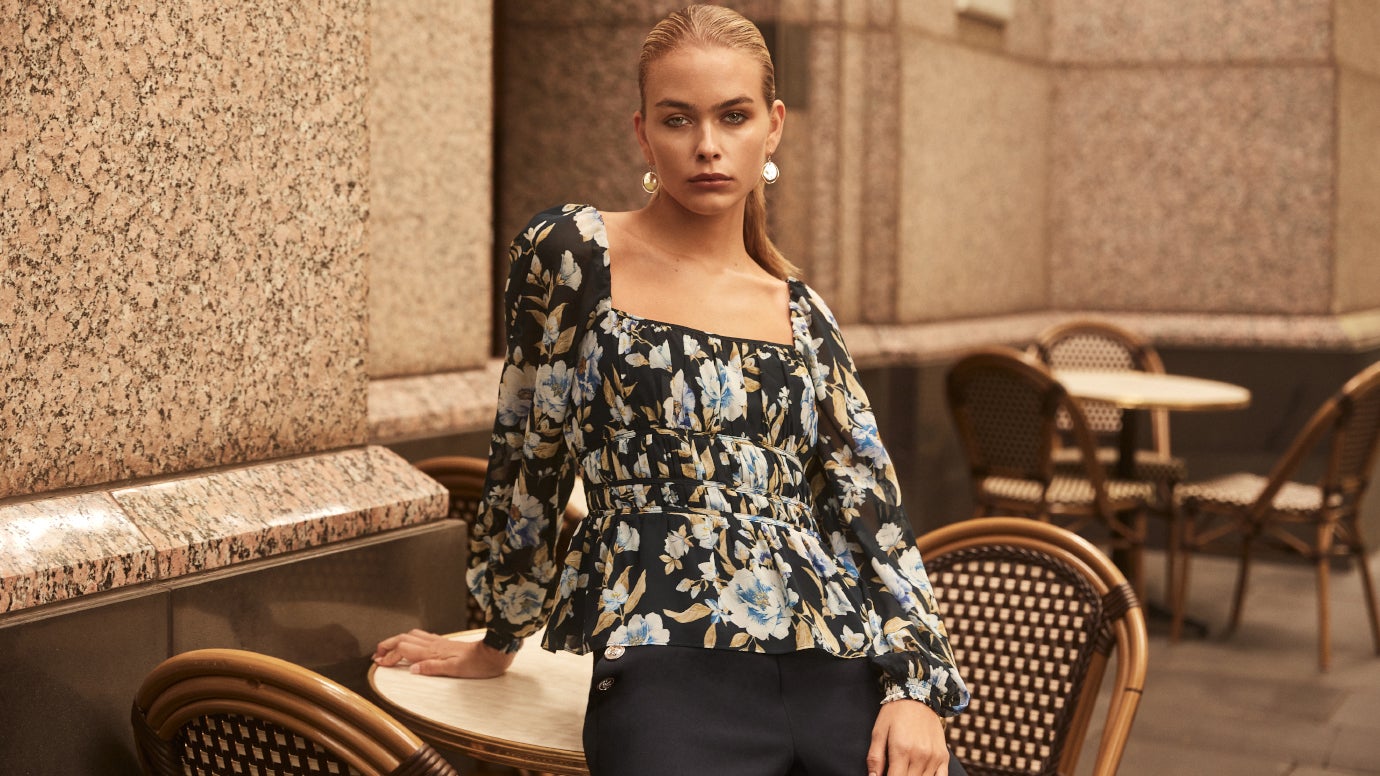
[1174,360,1380,668]
[946,346,1154,595]
[1034,319,1188,603]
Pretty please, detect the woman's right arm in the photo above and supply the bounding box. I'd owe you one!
[374,207,588,675]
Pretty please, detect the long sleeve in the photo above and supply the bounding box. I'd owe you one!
[467,206,593,653]
[797,283,970,718]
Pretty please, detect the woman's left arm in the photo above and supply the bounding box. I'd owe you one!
[799,284,970,720]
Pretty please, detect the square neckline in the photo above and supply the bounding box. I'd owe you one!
[590,207,801,351]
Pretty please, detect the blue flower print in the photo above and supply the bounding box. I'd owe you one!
[506,492,547,549]
[600,582,629,613]
[608,613,671,646]
[494,580,545,623]
[720,567,792,641]
[495,364,535,428]
[663,371,697,428]
[850,409,890,465]
[573,331,602,405]
[697,355,747,422]
[533,362,572,421]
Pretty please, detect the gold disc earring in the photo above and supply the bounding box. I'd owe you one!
[762,157,780,185]
[641,170,660,194]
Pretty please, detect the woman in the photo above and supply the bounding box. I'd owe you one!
[374,6,969,775]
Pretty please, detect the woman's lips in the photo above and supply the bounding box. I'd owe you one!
[689,173,732,186]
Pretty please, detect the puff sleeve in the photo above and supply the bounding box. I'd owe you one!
[798,284,970,717]
[468,206,592,653]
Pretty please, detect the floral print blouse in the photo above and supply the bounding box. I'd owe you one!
[470,204,969,718]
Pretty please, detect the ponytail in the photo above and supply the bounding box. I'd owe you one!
[744,182,797,279]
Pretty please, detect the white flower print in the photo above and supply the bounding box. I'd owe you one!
[614,521,641,553]
[505,492,546,549]
[896,547,934,594]
[533,362,571,420]
[697,355,747,422]
[692,514,726,548]
[572,207,606,248]
[720,567,792,641]
[573,331,602,405]
[494,580,545,623]
[875,523,905,553]
[648,340,674,371]
[495,365,535,428]
[557,249,583,289]
[608,613,671,646]
[663,370,697,428]
[872,558,918,611]
[682,334,700,357]
[600,582,629,613]
[664,529,690,560]
[841,626,867,651]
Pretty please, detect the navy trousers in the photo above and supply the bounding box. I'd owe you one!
[582,646,967,776]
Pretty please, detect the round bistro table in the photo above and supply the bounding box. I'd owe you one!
[369,630,592,775]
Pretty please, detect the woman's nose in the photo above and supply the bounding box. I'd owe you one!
[695,127,721,160]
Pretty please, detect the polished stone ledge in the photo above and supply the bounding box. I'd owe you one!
[367,308,1380,443]
[0,446,447,615]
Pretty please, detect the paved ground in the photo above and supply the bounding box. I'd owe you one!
[1079,548,1380,775]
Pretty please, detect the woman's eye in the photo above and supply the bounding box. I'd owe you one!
[724,111,747,125]
[665,116,689,128]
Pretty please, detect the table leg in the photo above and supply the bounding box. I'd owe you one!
[1112,409,1209,638]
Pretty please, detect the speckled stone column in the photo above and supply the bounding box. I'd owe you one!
[1047,0,1353,315]
[369,0,494,376]
[0,1,448,612]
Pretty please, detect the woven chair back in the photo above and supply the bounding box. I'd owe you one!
[916,518,1147,776]
[947,348,1063,482]
[132,648,460,776]
[1034,320,1169,453]
[1325,361,1380,505]
[415,456,489,522]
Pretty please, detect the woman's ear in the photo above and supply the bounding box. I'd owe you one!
[766,99,786,156]
[634,110,653,166]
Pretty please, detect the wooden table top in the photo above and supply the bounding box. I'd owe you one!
[1054,369,1251,412]
[368,630,592,775]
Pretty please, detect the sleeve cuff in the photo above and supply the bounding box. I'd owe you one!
[482,629,524,654]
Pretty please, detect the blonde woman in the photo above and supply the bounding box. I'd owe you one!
[376,6,969,775]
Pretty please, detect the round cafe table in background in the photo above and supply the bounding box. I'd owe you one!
[369,629,592,775]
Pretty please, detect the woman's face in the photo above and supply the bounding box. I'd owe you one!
[636,45,785,217]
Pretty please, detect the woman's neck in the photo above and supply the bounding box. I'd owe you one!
[634,196,752,271]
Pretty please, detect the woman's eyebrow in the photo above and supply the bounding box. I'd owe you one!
[653,95,755,112]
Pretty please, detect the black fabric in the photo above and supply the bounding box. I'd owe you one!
[582,646,967,776]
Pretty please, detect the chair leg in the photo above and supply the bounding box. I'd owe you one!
[1345,518,1380,657]
[1316,525,1333,672]
[1228,532,1255,635]
[1170,509,1195,643]
[1162,492,1180,610]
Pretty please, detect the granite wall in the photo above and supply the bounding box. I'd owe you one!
[1336,0,1380,314]
[1047,0,1341,314]
[1,0,371,497]
[368,0,494,377]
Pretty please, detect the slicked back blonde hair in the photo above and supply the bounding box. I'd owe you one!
[638,4,798,280]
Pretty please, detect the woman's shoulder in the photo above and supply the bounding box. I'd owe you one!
[513,204,608,260]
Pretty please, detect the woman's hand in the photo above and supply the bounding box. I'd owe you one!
[867,699,951,776]
[372,629,516,678]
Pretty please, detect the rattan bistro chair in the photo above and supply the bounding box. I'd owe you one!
[1173,360,1380,668]
[1033,319,1189,621]
[946,347,1155,595]
[916,517,1148,776]
[131,648,460,776]
[1032,319,1187,489]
